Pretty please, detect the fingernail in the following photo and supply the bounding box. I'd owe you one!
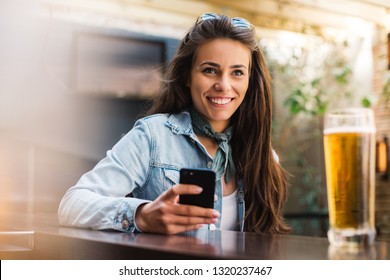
[212,210,220,217]
[211,218,218,224]
[194,186,203,193]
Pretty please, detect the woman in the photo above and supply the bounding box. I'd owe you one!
[58,13,290,235]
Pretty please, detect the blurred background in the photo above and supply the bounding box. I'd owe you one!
[1,0,390,238]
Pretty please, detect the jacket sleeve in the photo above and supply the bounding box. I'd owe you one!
[58,119,152,232]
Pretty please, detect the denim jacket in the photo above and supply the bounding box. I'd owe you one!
[58,111,246,232]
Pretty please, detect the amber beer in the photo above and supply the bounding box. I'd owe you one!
[323,108,376,246]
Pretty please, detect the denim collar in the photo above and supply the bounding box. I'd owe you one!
[164,110,193,135]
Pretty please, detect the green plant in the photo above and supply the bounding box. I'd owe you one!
[284,79,327,116]
[283,60,353,117]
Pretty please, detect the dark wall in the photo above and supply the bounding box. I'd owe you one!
[0,8,177,214]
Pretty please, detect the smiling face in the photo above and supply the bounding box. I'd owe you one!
[188,38,251,132]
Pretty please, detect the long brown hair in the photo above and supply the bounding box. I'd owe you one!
[147,14,290,234]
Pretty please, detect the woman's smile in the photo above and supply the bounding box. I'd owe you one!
[208,97,234,105]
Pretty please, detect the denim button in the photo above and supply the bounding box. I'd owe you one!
[122,219,130,229]
[207,161,213,169]
[210,224,216,230]
[214,194,218,202]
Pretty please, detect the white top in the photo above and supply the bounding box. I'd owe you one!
[220,189,238,231]
[219,150,279,231]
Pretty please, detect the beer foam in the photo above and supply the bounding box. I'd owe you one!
[323,126,376,135]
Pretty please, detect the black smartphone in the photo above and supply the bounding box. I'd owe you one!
[178,168,216,208]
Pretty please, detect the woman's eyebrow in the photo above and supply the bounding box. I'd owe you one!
[200,61,220,67]
[200,61,248,69]
[231,64,248,69]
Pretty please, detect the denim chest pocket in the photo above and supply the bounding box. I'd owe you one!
[163,168,180,186]
[136,168,180,200]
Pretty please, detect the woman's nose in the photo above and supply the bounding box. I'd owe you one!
[214,75,232,92]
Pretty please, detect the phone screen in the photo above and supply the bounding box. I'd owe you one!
[178,168,216,208]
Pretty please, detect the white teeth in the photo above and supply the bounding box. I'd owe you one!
[209,98,232,105]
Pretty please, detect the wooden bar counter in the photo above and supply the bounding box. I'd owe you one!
[1,213,389,260]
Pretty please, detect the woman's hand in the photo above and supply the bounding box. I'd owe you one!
[134,184,219,234]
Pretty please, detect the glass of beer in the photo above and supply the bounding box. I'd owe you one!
[323,108,376,247]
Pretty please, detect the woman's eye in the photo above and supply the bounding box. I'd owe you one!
[232,69,244,76]
[202,67,217,74]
